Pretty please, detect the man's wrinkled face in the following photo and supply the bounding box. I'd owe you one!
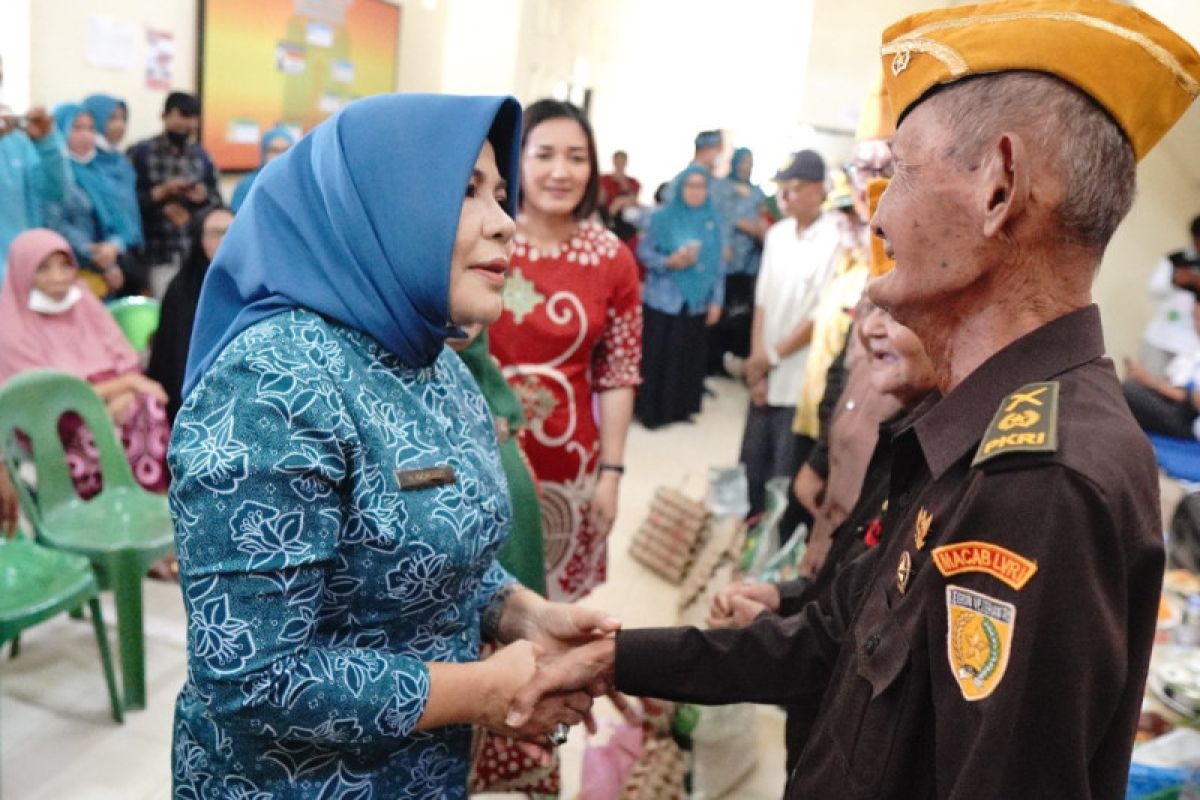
[866,100,983,328]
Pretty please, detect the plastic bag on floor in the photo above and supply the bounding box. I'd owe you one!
[706,464,750,520]
[689,703,758,799]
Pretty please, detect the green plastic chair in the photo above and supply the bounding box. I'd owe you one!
[105,297,161,352]
[0,535,123,723]
[0,370,175,710]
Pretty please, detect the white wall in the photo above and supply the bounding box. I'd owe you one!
[28,0,199,146]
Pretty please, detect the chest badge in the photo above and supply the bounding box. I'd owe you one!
[913,507,932,550]
[945,585,1016,701]
[896,551,913,595]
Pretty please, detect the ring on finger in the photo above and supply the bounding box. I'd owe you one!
[548,722,569,747]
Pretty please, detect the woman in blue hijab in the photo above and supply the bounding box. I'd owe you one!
[635,164,725,428]
[169,94,613,800]
[43,104,145,296]
[81,94,144,250]
[229,124,297,212]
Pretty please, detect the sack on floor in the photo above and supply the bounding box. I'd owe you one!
[689,703,759,799]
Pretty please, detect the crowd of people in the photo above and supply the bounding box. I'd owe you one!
[0,1,1198,798]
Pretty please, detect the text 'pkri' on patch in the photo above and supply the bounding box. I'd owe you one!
[395,465,457,491]
[972,381,1059,466]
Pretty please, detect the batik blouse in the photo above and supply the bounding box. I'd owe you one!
[169,309,515,799]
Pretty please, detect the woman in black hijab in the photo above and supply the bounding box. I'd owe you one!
[146,205,232,422]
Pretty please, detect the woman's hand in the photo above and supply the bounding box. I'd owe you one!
[129,374,169,405]
[499,587,622,658]
[478,640,594,746]
[106,390,137,426]
[705,304,722,327]
[665,245,699,270]
[588,470,620,538]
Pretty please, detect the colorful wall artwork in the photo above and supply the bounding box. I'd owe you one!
[200,0,399,170]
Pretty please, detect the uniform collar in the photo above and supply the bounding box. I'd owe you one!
[903,304,1106,480]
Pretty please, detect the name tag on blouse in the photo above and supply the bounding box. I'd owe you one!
[395,465,457,491]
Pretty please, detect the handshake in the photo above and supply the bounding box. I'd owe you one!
[475,593,630,760]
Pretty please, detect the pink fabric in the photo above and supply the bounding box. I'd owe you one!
[0,229,140,384]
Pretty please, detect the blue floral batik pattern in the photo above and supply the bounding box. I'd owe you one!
[169,310,515,799]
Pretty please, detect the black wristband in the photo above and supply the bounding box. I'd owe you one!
[597,463,625,475]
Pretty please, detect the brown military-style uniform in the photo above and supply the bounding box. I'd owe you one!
[616,306,1163,799]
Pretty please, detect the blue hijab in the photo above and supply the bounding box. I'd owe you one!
[79,95,144,247]
[183,93,522,398]
[647,165,723,310]
[53,103,132,246]
[230,125,298,212]
[729,148,753,185]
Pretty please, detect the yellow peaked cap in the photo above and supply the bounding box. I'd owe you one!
[880,0,1200,161]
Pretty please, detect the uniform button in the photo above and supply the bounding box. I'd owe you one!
[863,634,881,655]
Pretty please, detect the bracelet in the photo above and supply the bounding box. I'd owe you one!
[480,582,519,643]
[597,463,625,475]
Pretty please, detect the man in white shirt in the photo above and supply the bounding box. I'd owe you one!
[739,150,841,518]
[1140,214,1200,377]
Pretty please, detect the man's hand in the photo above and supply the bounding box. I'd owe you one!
[23,106,52,140]
[793,463,826,516]
[152,177,191,204]
[745,352,770,387]
[507,638,617,729]
[185,182,208,205]
[0,464,19,537]
[706,304,722,327]
[707,581,780,629]
[163,201,191,228]
[749,376,769,407]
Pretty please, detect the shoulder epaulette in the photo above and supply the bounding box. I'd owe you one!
[971,381,1060,467]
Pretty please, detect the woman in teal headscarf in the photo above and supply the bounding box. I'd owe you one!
[81,94,144,250]
[229,125,296,212]
[43,104,144,296]
[635,164,725,428]
[710,147,768,372]
[170,94,615,800]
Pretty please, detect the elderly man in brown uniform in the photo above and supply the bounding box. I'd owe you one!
[507,2,1200,798]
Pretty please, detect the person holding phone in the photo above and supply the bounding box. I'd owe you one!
[128,92,220,273]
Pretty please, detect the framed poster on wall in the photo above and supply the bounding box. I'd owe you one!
[199,0,400,171]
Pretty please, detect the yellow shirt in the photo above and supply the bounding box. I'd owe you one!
[792,247,869,437]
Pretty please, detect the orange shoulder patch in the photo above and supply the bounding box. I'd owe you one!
[931,541,1038,591]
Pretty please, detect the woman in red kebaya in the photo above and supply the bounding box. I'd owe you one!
[489,99,643,602]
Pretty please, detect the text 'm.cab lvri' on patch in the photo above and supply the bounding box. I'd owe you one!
[395,465,457,491]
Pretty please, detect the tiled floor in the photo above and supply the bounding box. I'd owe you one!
[1,376,787,799]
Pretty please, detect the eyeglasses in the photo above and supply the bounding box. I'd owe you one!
[847,162,894,188]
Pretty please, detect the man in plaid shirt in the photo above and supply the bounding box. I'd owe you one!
[128,92,220,269]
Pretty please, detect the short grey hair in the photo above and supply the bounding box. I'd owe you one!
[928,71,1136,252]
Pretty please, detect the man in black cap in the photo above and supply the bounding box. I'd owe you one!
[738,149,840,520]
[128,91,221,276]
